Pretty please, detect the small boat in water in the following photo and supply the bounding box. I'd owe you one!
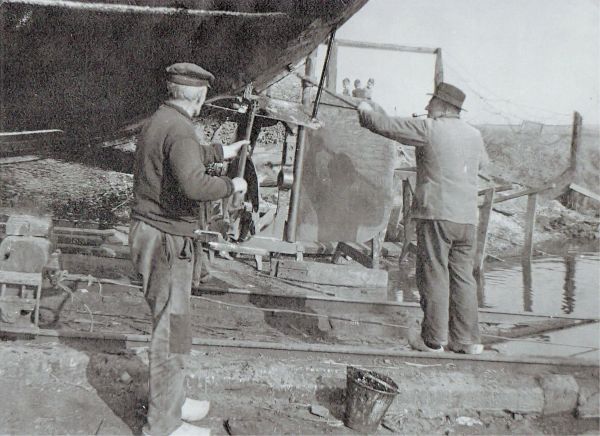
[0,0,368,136]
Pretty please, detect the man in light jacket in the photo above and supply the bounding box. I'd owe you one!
[358,83,489,355]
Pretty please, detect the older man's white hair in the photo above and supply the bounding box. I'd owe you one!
[167,81,207,102]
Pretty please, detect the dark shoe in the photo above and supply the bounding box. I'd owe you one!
[448,342,484,355]
[408,327,444,352]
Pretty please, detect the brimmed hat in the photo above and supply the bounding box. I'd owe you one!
[428,82,466,111]
[166,62,214,88]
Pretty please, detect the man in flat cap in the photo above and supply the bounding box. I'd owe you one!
[130,62,248,436]
[358,83,489,355]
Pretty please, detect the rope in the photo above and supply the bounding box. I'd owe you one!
[193,295,600,350]
[193,295,409,330]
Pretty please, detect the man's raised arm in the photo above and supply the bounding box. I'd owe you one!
[357,101,428,147]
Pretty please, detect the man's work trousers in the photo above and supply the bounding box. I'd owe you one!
[415,219,481,347]
[129,220,194,435]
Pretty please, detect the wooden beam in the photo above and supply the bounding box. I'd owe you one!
[335,39,438,54]
[494,183,554,204]
[295,72,358,109]
[522,193,538,260]
[568,183,600,202]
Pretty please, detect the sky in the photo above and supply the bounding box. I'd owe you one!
[327,0,599,125]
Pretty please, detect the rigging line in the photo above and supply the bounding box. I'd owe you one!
[261,61,306,93]
[442,60,526,118]
[194,295,600,350]
[193,295,411,330]
[445,70,529,123]
[478,98,572,118]
[443,58,571,120]
[444,53,530,111]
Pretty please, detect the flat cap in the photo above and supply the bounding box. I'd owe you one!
[166,62,214,87]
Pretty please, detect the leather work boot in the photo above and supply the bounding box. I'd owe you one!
[182,398,210,422]
[169,422,211,436]
[448,342,484,355]
[407,326,444,352]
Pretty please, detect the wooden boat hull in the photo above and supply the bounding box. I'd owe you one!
[0,0,368,136]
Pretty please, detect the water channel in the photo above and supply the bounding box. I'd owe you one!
[391,250,600,360]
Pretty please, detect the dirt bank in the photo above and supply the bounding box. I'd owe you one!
[1,340,597,435]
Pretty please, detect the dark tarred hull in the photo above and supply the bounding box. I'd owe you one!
[0,0,368,136]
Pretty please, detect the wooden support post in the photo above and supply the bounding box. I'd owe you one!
[398,179,414,263]
[286,50,317,242]
[569,111,582,173]
[371,230,385,269]
[523,193,538,260]
[474,188,495,300]
[434,48,443,87]
[34,281,42,327]
[326,41,338,92]
[564,111,583,208]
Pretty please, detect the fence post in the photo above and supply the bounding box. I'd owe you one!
[523,193,538,260]
[474,187,495,299]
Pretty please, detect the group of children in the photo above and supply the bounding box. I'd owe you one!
[342,77,375,99]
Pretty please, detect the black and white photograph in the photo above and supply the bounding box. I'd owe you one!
[0,0,598,434]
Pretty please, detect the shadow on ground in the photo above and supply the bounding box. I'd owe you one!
[58,337,148,435]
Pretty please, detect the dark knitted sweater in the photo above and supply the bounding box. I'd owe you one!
[131,103,234,236]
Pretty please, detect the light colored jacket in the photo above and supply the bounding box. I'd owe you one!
[359,111,488,225]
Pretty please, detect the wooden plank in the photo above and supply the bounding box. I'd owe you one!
[22,327,598,367]
[0,129,63,139]
[0,155,41,165]
[273,259,388,288]
[494,183,554,204]
[54,226,117,236]
[335,39,438,54]
[569,183,600,202]
[0,271,42,286]
[523,193,538,260]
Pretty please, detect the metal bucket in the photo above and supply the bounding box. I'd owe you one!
[344,366,399,434]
